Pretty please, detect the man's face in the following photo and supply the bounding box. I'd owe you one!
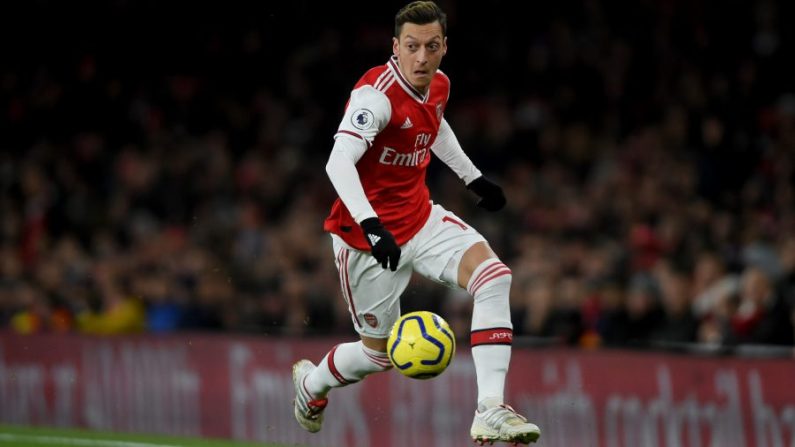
[393,21,447,93]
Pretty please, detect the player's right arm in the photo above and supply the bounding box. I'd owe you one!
[326,85,401,270]
[325,85,391,223]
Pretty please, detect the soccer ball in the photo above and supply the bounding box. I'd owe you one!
[387,311,456,379]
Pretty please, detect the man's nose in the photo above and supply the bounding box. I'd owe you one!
[416,48,428,64]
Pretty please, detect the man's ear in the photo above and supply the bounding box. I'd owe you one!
[392,37,400,56]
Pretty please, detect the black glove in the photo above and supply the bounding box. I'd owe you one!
[360,217,401,271]
[467,176,506,211]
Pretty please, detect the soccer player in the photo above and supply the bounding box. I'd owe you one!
[292,1,541,444]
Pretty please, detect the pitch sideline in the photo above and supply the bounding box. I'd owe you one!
[0,432,184,447]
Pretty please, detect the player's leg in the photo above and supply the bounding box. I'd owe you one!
[293,236,410,433]
[412,205,540,444]
[410,206,513,409]
[458,241,511,409]
[459,242,540,444]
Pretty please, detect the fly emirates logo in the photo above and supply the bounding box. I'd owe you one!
[379,132,431,167]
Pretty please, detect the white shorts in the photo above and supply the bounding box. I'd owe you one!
[331,203,486,338]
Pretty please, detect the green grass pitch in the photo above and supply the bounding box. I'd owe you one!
[0,425,300,447]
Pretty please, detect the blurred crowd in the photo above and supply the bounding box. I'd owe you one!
[1,0,794,349]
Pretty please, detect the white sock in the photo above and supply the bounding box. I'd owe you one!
[467,258,513,411]
[304,341,391,398]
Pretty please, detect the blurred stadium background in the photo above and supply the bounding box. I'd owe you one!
[1,1,794,446]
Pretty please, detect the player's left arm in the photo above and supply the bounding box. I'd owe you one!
[430,118,506,211]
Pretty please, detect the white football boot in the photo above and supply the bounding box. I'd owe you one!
[470,404,541,445]
[292,359,328,433]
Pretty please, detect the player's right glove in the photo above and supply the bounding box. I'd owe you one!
[467,176,506,211]
[360,217,401,271]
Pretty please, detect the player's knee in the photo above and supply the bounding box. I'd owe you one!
[467,259,512,299]
[360,340,392,373]
[458,242,497,287]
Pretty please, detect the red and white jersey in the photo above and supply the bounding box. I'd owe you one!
[324,56,451,250]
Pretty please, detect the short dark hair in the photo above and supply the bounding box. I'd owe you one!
[394,1,447,38]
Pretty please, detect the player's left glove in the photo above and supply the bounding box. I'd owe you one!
[467,176,506,211]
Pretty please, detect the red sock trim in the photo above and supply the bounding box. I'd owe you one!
[467,260,504,294]
[362,347,392,369]
[470,265,512,296]
[327,345,353,385]
[471,327,513,346]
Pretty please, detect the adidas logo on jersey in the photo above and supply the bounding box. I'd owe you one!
[400,117,413,129]
[368,234,381,246]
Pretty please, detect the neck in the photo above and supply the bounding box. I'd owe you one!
[401,68,429,95]
[394,56,429,95]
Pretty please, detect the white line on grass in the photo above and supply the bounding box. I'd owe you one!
[0,432,185,447]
